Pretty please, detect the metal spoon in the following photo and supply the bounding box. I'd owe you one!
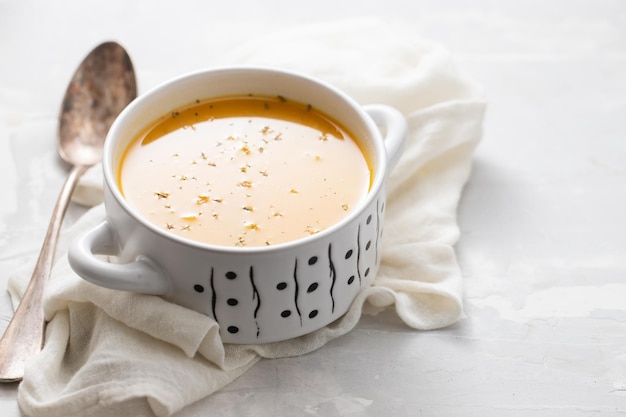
[0,42,137,382]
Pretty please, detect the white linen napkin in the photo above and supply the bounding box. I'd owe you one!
[9,18,485,417]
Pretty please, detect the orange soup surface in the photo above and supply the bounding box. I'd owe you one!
[118,95,371,247]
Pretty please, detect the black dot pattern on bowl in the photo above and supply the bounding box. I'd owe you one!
[194,284,204,293]
[209,197,383,342]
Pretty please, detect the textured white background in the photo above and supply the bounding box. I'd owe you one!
[1,0,625,415]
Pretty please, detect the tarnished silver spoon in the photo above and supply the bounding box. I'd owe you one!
[0,42,137,382]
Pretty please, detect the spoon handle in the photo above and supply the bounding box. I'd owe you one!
[0,164,88,382]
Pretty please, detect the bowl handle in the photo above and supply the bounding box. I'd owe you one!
[364,104,408,171]
[68,220,171,295]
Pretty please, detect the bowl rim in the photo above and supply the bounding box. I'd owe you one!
[102,65,389,254]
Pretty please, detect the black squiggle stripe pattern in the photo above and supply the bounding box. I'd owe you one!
[293,259,302,325]
[249,266,261,338]
[210,268,217,322]
[356,224,363,286]
[328,243,336,313]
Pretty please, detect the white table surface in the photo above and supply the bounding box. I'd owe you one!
[2,1,626,416]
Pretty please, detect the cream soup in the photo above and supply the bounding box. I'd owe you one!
[118,95,371,247]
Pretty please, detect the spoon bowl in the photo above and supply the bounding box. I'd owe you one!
[59,42,137,166]
[0,42,137,382]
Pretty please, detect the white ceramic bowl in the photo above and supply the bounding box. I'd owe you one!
[68,67,407,344]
